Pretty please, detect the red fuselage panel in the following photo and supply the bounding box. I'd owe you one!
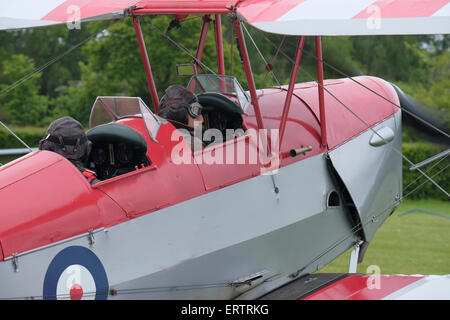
[0,151,126,258]
[244,76,398,152]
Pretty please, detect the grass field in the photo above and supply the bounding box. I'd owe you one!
[318,199,450,275]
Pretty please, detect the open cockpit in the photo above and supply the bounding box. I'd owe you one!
[86,96,159,181]
[188,74,248,146]
[86,75,250,181]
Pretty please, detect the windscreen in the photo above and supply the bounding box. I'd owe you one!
[188,75,250,111]
[89,96,160,142]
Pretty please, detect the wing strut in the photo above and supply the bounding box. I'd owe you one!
[315,36,327,148]
[133,15,159,113]
[232,18,266,136]
[195,15,211,73]
[278,36,305,151]
[214,15,226,76]
[188,15,212,92]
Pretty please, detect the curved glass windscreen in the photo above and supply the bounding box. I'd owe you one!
[187,75,250,112]
[89,96,161,142]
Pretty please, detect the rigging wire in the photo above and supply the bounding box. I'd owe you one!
[0,119,33,152]
[3,280,233,300]
[241,23,281,87]
[261,35,286,89]
[0,19,123,99]
[277,36,450,141]
[402,162,450,200]
[144,17,217,76]
[0,18,124,151]
[402,152,449,195]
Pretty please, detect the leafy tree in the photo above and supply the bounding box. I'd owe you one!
[8,26,91,97]
[351,36,428,84]
[52,15,247,125]
[399,49,450,137]
[0,54,48,125]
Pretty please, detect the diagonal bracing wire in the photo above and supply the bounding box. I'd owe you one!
[261,35,449,198]
[261,35,286,89]
[0,119,33,152]
[403,162,450,200]
[241,23,281,87]
[0,18,124,151]
[0,19,123,98]
[144,17,217,76]
[402,152,449,196]
[278,36,450,141]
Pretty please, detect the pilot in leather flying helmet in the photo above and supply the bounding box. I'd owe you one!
[157,85,204,151]
[39,116,98,184]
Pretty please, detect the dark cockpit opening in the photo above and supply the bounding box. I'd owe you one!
[86,123,150,181]
[197,92,245,146]
[166,74,250,147]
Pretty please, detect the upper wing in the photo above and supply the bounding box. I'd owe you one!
[236,0,450,35]
[1,0,449,35]
[0,0,236,31]
[0,0,140,30]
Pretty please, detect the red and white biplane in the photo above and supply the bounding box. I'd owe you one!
[0,0,449,300]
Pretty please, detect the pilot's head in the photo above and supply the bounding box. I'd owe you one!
[158,85,203,128]
[38,116,92,171]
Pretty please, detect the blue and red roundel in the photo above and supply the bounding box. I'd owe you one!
[43,246,109,300]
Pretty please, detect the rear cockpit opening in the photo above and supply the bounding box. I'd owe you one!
[198,92,245,146]
[87,96,160,182]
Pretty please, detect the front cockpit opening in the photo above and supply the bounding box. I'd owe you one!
[187,75,248,147]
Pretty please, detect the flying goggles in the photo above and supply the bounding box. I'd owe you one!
[186,101,203,118]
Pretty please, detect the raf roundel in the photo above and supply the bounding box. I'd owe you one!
[43,246,109,300]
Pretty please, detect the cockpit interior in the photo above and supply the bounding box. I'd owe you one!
[86,123,150,181]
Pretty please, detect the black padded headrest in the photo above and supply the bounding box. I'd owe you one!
[197,93,243,114]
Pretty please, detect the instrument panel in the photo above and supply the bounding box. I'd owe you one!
[89,142,149,180]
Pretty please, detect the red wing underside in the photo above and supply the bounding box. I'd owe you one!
[260,273,450,300]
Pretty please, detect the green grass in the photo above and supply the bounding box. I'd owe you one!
[318,199,450,275]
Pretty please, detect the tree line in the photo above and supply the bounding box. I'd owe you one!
[0,15,448,132]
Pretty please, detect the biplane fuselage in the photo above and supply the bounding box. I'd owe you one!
[0,72,402,299]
